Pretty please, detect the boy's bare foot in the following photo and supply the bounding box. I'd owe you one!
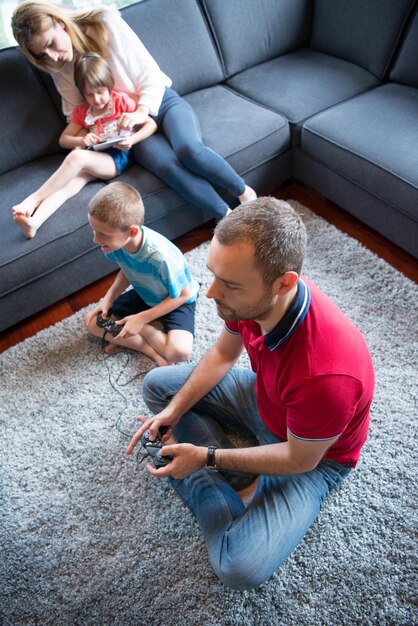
[237,477,259,507]
[238,185,257,203]
[13,212,38,239]
[104,339,172,366]
[154,353,174,367]
[104,342,118,355]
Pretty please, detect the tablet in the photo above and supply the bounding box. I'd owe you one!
[88,136,126,151]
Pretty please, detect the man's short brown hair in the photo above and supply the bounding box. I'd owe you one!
[214,197,307,285]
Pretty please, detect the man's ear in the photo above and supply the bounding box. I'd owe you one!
[272,271,299,296]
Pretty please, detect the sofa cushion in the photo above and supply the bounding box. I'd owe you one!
[300,83,418,221]
[183,86,290,174]
[0,48,65,175]
[310,0,416,80]
[390,7,418,87]
[227,49,380,143]
[121,0,224,95]
[200,0,312,77]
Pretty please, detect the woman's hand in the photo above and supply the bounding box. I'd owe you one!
[117,105,149,131]
[114,136,135,152]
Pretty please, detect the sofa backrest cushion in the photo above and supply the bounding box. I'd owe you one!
[310,0,417,80]
[390,7,418,87]
[200,0,312,77]
[0,48,65,176]
[121,0,224,95]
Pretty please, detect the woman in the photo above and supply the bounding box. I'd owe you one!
[11,1,256,219]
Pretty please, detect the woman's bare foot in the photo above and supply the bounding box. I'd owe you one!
[13,212,38,239]
[238,185,257,203]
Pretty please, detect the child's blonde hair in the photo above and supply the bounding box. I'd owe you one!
[74,53,114,96]
[88,182,145,231]
[11,1,114,73]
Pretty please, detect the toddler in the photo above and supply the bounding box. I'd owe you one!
[13,53,157,238]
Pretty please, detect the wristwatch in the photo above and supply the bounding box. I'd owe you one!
[206,445,217,468]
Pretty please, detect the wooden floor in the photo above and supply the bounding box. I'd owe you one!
[1,181,416,353]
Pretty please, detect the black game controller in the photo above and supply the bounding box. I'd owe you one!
[96,312,123,337]
[140,427,174,469]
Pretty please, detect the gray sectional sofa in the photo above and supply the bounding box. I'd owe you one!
[1,0,417,333]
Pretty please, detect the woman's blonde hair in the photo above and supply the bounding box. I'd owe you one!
[11,1,115,73]
[74,53,114,96]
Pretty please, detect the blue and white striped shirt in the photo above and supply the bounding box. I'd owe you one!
[106,226,199,307]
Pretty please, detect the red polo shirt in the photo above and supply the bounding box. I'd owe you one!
[225,278,374,467]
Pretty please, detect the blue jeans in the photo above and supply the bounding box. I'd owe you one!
[142,365,351,590]
[132,89,245,219]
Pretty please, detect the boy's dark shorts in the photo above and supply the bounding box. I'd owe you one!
[109,289,196,336]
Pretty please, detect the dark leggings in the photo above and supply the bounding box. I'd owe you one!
[132,89,245,219]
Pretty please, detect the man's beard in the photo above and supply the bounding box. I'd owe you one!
[214,294,274,323]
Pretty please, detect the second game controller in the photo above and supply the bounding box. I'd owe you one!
[96,312,123,337]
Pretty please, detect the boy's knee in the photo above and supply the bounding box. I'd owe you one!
[84,311,96,332]
[164,344,192,364]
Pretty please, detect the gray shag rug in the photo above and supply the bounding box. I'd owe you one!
[1,201,417,626]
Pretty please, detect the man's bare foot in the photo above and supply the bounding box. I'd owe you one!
[238,185,257,203]
[237,477,259,507]
[13,212,38,239]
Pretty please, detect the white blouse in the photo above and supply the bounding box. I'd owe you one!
[52,10,172,119]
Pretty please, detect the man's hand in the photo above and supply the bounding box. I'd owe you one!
[126,408,179,456]
[147,443,207,479]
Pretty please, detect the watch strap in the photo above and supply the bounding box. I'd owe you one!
[206,445,217,468]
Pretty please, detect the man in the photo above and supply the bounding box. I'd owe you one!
[127,198,375,590]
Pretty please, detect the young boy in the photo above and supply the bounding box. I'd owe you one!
[85,182,199,366]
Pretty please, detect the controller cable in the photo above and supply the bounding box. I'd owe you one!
[95,331,153,469]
